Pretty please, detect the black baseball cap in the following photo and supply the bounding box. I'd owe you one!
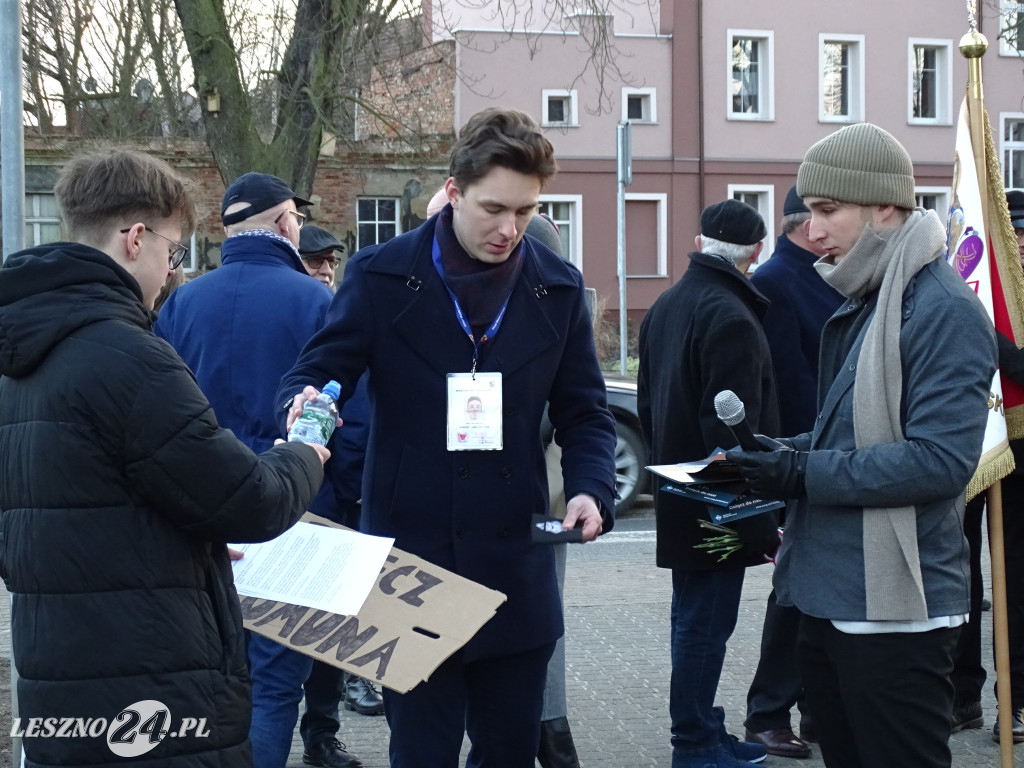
[700,199,767,246]
[299,225,344,257]
[1007,189,1024,229]
[221,172,313,226]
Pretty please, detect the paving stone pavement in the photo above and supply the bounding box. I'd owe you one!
[284,506,1022,768]
[0,503,1016,767]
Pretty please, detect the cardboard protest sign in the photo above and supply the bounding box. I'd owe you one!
[240,514,507,693]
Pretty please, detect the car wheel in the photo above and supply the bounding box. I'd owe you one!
[614,421,645,515]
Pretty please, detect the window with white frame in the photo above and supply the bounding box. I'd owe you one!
[356,197,400,250]
[24,193,62,246]
[909,39,952,125]
[727,185,775,268]
[537,195,582,268]
[622,88,657,124]
[819,34,864,123]
[542,90,578,127]
[915,186,950,216]
[1000,0,1024,56]
[1002,114,1024,188]
[729,30,774,121]
[624,193,667,277]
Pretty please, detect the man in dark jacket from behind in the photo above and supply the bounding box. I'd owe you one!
[0,149,328,768]
[638,199,780,768]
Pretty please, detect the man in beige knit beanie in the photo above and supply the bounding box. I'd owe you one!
[727,122,998,768]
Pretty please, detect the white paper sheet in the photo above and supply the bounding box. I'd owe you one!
[231,522,394,616]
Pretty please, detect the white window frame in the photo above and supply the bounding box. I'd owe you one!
[819,33,865,123]
[727,184,775,269]
[1000,0,1024,57]
[908,38,952,126]
[623,192,667,278]
[727,29,775,122]
[538,194,583,270]
[1001,113,1024,188]
[622,87,657,124]
[356,196,401,251]
[24,193,62,247]
[541,89,578,127]
[915,186,950,216]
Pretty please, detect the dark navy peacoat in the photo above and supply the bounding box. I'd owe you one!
[279,215,617,660]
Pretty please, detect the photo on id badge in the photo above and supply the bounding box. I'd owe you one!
[447,372,502,450]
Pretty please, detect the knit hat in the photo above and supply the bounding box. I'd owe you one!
[797,123,916,209]
[782,185,809,216]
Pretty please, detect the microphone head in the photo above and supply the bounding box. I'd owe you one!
[714,390,746,426]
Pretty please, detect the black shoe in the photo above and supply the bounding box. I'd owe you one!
[982,597,992,611]
[951,698,984,733]
[537,716,581,768]
[991,707,1024,744]
[302,738,363,768]
[343,674,384,716]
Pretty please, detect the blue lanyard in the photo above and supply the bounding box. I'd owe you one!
[432,234,518,376]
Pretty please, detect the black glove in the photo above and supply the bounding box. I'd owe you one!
[751,433,790,452]
[729,512,782,560]
[726,446,808,500]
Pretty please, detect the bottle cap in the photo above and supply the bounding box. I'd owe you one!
[322,380,342,400]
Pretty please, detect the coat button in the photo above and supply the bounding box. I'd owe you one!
[497,527,510,538]
[504,406,514,416]
[455,526,466,538]
[500,467,512,479]
[458,467,469,479]
[848,364,855,371]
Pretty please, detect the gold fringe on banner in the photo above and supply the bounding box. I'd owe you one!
[968,442,1015,501]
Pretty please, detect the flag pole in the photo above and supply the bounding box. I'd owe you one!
[961,22,1015,765]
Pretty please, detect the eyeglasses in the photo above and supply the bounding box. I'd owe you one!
[302,253,337,269]
[120,226,189,269]
[275,209,307,230]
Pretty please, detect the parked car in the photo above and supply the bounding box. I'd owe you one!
[603,375,649,515]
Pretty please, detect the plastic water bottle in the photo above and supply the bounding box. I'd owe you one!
[287,380,342,446]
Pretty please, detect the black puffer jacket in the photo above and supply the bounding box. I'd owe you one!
[0,243,323,767]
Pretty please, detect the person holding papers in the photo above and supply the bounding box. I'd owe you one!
[726,123,998,768]
[0,149,327,768]
[637,198,780,768]
[278,107,616,767]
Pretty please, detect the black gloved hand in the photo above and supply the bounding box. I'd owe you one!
[729,512,782,560]
[725,446,808,500]
[752,433,789,452]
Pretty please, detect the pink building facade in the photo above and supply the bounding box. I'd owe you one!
[424,0,1024,322]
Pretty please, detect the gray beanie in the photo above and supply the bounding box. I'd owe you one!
[797,123,916,209]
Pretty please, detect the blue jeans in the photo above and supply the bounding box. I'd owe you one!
[247,632,314,768]
[670,568,745,764]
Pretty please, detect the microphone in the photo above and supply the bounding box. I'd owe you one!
[714,390,765,452]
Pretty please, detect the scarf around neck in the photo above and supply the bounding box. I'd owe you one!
[435,206,524,338]
[817,209,947,620]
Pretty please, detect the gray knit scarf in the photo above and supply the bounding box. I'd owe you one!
[814,209,947,620]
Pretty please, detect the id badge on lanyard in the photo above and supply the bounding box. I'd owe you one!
[447,372,502,451]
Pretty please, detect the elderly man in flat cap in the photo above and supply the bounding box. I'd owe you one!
[299,224,345,289]
[638,198,781,768]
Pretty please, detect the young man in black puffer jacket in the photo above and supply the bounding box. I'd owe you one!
[0,149,328,768]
